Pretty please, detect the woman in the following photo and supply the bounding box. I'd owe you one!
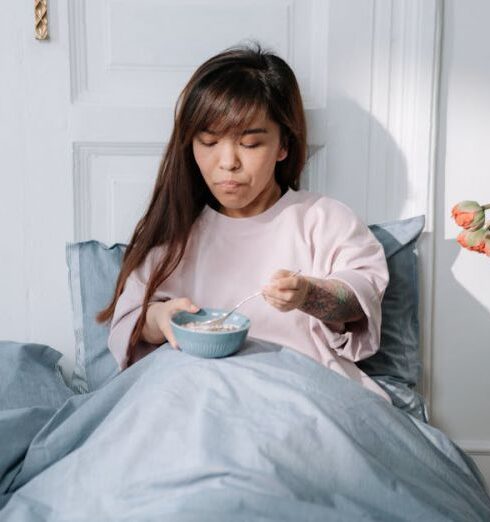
[97,42,390,401]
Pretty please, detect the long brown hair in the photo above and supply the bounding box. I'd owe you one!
[96,41,307,366]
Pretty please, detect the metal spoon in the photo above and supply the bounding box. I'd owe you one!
[197,269,302,329]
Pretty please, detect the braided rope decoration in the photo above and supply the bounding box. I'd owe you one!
[34,0,48,40]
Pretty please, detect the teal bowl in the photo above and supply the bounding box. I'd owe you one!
[170,307,250,358]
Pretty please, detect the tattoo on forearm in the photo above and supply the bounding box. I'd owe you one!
[298,278,365,327]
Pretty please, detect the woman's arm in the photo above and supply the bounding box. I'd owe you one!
[298,277,365,333]
[262,271,365,334]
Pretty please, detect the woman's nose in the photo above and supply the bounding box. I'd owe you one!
[219,143,240,171]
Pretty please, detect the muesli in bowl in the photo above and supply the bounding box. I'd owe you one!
[182,321,241,333]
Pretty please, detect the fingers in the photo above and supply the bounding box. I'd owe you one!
[165,330,180,350]
[271,269,293,280]
[268,270,302,290]
[175,297,200,314]
[263,293,296,312]
[262,269,308,312]
[161,297,201,350]
[262,286,297,301]
[270,269,300,285]
[263,275,301,298]
[262,277,299,308]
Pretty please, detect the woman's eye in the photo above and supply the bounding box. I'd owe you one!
[198,139,260,149]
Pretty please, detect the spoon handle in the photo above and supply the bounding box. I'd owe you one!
[198,292,262,327]
[229,291,263,314]
[224,269,302,318]
[199,269,302,327]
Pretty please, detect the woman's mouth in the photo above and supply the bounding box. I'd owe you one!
[216,181,243,191]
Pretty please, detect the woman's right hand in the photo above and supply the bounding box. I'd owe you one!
[144,298,200,350]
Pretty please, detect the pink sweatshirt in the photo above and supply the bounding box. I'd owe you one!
[108,189,391,401]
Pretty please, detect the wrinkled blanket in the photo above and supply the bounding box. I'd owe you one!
[1,339,489,521]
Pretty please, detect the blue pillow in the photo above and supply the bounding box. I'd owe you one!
[65,216,425,401]
[359,215,425,387]
[66,241,124,393]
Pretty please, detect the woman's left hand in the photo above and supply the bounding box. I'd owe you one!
[262,269,309,312]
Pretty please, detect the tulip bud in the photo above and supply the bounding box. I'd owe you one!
[456,227,488,253]
[484,229,490,257]
[451,201,486,231]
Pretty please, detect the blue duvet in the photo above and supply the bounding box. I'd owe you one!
[1,338,489,521]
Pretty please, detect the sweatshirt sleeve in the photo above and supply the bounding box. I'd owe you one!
[313,201,389,362]
[107,247,165,371]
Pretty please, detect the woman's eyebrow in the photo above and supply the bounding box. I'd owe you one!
[201,128,268,136]
[241,128,268,135]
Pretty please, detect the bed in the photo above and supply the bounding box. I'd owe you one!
[1,216,489,521]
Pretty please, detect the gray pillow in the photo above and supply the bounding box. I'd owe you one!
[65,215,425,398]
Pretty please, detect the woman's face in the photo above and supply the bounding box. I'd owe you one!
[192,110,288,217]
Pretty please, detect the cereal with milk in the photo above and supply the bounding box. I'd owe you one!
[183,321,240,332]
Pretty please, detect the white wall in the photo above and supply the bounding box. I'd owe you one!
[432,0,490,481]
[0,6,30,342]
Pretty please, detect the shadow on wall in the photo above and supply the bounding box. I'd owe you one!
[308,96,409,224]
[431,236,490,433]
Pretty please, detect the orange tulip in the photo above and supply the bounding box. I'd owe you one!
[451,201,486,231]
[456,228,489,254]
